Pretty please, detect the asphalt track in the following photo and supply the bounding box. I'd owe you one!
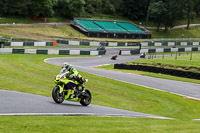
[0,89,173,119]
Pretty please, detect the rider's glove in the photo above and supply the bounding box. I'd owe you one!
[69,74,75,79]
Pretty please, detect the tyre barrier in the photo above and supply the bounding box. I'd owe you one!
[114,64,200,80]
[0,48,106,55]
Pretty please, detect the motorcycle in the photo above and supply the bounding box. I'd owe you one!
[140,52,146,58]
[111,54,118,60]
[52,71,92,106]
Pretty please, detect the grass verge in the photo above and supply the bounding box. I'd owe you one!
[128,54,200,73]
[151,26,200,38]
[0,116,200,133]
[0,17,69,24]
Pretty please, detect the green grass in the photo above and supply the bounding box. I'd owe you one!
[91,13,131,21]
[1,54,200,132]
[0,17,35,24]
[151,26,200,38]
[0,116,200,133]
[0,17,69,24]
[45,17,69,22]
[129,54,200,73]
[177,17,200,25]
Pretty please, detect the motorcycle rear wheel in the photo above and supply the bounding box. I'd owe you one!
[80,89,92,106]
[52,86,65,104]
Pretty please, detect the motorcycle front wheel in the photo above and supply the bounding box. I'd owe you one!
[80,89,92,106]
[52,86,65,104]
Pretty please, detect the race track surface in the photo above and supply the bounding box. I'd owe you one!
[0,89,171,119]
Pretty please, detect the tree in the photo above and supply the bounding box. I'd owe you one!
[84,0,95,14]
[149,1,166,31]
[102,0,116,14]
[184,0,195,29]
[109,0,122,11]
[0,0,30,16]
[145,0,152,24]
[30,0,57,17]
[0,0,4,16]
[194,0,200,15]
[95,0,103,13]
[56,0,85,19]
[120,0,149,20]
[149,0,185,32]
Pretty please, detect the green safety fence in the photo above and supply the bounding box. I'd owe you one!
[57,40,69,44]
[36,50,48,54]
[148,49,156,53]
[164,48,171,52]
[59,50,70,55]
[131,49,140,55]
[98,50,106,55]
[23,42,34,46]
[117,42,126,46]
[192,47,198,51]
[80,51,90,55]
[80,42,90,46]
[178,48,185,52]
[100,42,109,46]
[46,42,53,46]
[12,49,25,54]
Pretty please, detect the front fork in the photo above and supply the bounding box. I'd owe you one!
[78,84,86,92]
[58,84,64,94]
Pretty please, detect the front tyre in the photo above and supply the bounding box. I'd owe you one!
[80,89,92,106]
[52,86,65,104]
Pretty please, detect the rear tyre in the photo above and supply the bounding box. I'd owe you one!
[80,89,92,106]
[52,86,65,104]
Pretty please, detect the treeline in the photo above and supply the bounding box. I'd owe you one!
[0,0,200,31]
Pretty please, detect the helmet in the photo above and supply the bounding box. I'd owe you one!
[61,62,71,70]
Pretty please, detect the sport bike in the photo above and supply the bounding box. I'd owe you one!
[52,71,92,106]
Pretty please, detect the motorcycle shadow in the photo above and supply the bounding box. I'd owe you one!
[49,101,87,107]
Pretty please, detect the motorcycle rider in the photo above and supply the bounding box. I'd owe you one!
[60,62,85,97]
[60,62,85,83]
